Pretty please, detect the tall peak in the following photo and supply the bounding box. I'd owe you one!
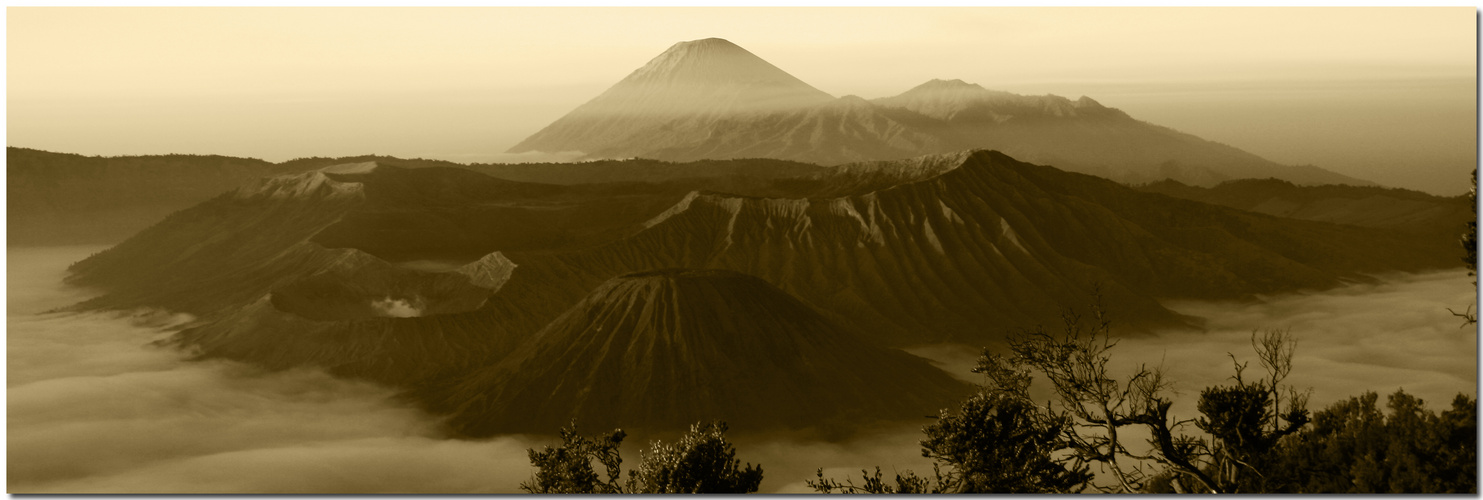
[620,38,826,93]
[670,37,742,49]
[508,38,834,155]
[1074,95,1105,108]
[438,267,970,434]
[915,78,985,91]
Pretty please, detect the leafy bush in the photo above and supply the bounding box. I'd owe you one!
[626,421,763,493]
[520,421,625,494]
[521,420,763,494]
[1263,390,1477,493]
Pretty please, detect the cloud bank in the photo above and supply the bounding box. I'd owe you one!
[8,248,541,494]
[10,245,1475,494]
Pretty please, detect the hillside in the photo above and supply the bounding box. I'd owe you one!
[481,151,1450,347]
[428,269,972,436]
[7,148,298,245]
[64,151,1455,400]
[5,149,482,247]
[7,147,837,247]
[1138,178,1472,238]
[468,157,825,186]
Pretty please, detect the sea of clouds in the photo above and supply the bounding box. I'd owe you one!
[8,247,541,493]
[8,246,1476,493]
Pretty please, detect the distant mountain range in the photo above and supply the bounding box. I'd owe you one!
[510,38,1368,188]
[1138,178,1471,240]
[7,148,297,245]
[5,147,827,246]
[6,148,498,246]
[63,150,1455,435]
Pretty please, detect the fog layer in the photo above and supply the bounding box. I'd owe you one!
[7,247,541,494]
[1135,270,1478,413]
[909,269,1478,422]
[8,246,1476,493]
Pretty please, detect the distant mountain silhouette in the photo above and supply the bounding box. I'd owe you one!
[4,148,486,246]
[469,157,825,186]
[510,39,1368,188]
[7,148,297,245]
[509,38,837,159]
[1138,178,1472,238]
[6,147,834,247]
[870,79,1363,186]
[429,268,971,436]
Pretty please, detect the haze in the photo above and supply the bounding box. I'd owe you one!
[7,7,1476,194]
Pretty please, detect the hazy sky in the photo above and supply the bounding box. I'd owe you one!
[7,7,1477,194]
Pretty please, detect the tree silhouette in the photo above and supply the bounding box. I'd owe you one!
[1189,329,1311,493]
[809,390,1090,494]
[521,420,763,494]
[975,297,1320,493]
[919,391,1092,493]
[1451,168,1478,326]
[519,421,626,494]
[807,289,1480,494]
[625,421,763,494]
[975,296,1214,492]
[1262,390,1477,493]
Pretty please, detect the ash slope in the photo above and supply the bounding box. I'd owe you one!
[491,150,1452,346]
[509,39,1364,188]
[430,269,972,437]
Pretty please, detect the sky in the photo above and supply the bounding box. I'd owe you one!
[6,7,1478,194]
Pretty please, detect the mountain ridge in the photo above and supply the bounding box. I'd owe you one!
[508,38,1369,188]
[509,38,835,157]
[1138,177,1472,237]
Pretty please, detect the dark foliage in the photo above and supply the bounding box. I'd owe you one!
[1181,329,1311,493]
[520,421,626,494]
[919,391,1092,493]
[1262,390,1477,493]
[810,467,931,494]
[625,421,763,494]
[974,299,1321,494]
[1452,168,1478,325]
[521,420,763,494]
[976,296,1212,493]
[809,391,1089,494]
[1465,168,1478,278]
